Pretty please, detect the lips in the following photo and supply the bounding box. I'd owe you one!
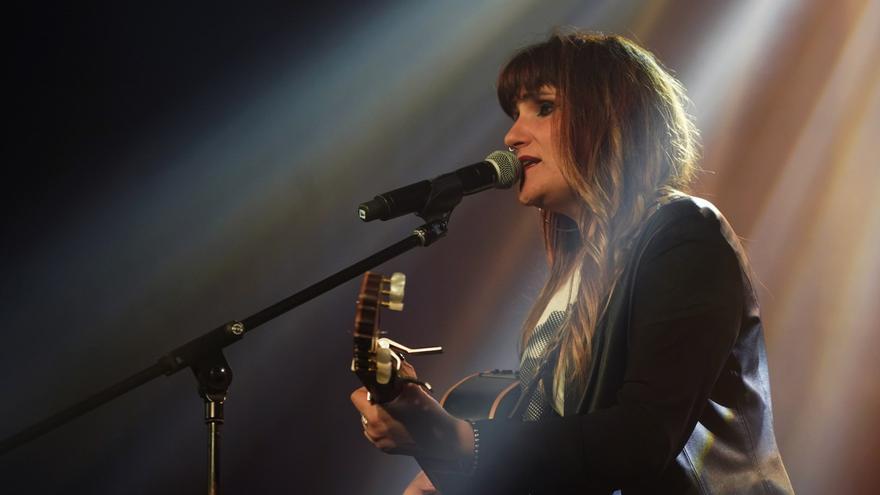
[517,155,540,192]
[519,155,541,170]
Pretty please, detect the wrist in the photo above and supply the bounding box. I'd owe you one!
[455,419,475,462]
[456,419,479,475]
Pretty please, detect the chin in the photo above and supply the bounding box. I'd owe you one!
[517,190,539,207]
[518,197,539,209]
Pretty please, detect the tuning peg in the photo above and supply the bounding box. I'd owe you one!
[374,345,396,385]
[381,300,404,311]
[383,272,406,302]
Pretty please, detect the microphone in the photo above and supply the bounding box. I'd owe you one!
[357,150,521,222]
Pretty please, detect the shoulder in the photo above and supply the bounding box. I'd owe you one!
[653,195,727,237]
[629,195,752,301]
[640,195,744,261]
[629,196,749,321]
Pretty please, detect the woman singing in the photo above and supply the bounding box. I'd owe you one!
[351,30,794,494]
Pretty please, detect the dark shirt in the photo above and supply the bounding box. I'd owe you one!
[469,197,793,494]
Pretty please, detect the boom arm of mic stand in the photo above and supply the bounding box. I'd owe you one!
[0,217,451,456]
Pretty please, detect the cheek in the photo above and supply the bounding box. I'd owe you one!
[544,166,577,205]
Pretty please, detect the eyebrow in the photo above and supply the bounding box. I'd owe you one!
[516,90,557,101]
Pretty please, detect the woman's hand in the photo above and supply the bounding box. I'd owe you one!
[350,363,475,464]
[350,384,421,455]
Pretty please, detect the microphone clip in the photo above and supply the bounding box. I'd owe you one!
[416,172,464,223]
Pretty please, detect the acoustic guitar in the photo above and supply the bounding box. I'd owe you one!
[352,271,521,494]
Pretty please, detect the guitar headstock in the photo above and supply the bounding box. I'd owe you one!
[352,272,407,404]
[351,272,442,404]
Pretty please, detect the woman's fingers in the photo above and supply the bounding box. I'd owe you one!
[353,385,414,454]
[350,387,371,415]
[351,379,442,457]
[399,360,418,380]
[352,382,466,460]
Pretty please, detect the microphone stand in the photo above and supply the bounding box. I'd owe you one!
[0,173,467,495]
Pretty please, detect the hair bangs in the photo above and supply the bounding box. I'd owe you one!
[497,42,561,118]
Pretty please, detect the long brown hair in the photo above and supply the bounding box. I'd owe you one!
[498,30,700,400]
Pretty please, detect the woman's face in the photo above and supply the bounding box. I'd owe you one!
[504,86,580,220]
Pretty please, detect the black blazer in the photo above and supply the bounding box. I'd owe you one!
[469,196,794,494]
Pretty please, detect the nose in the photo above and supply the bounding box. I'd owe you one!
[504,117,529,152]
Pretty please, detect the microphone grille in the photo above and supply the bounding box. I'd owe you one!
[485,150,522,189]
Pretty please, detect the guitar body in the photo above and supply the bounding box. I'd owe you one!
[417,370,521,495]
[439,370,520,420]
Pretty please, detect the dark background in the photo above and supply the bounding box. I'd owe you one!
[4,1,879,494]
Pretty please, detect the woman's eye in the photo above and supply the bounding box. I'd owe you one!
[538,101,555,116]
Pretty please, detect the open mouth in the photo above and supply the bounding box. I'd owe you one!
[518,157,540,191]
[521,157,541,170]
